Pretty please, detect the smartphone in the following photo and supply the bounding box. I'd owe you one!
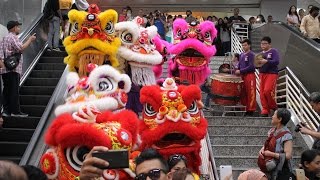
[92,149,129,169]
[295,169,306,180]
[220,165,233,180]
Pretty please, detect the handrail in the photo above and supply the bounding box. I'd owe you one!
[270,21,320,50]
[20,43,48,86]
[19,14,43,43]
[20,66,68,166]
[206,133,220,180]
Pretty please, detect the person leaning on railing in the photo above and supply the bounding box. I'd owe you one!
[298,92,320,150]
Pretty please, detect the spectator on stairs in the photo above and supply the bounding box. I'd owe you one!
[168,168,196,180]
[300,149,320,180]
[298,92,320,151]
[299,9,306,21]
[258,108,293,180]
[167,154,199,180]
[300,6,320,43]
[44,0,62,52]
[287,5,300,29]
[0,21,36,118]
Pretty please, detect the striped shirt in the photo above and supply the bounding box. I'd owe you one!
[0,32,23,75]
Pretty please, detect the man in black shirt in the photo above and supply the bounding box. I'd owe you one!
[228,8,246,25]
[44,0,61,51]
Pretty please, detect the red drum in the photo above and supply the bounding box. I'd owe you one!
[211,73,243,105]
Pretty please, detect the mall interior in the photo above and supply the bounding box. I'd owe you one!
[0,0,320,179]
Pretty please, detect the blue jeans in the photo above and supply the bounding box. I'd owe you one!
[48,16,60,49]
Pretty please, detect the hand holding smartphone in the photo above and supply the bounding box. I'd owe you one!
[92,149,129,169]
[295,169,306,180]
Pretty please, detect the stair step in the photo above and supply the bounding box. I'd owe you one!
[35,63,66,70]
[43,51,67,57]
[0,128,34,142]
[212,145,304,157]
[20,86,56,96]
[207,116,271,126]
[30,70,63,79]
[23,78,60,86]
[20,105,46,117]
[214,156,301,169]
[208,125,271,135]
[20,95,51,106]
[39,56,65,63]
[210,135,267,145]
[0,142,28,156]
[0,156,21,164]
[2,116,40,129]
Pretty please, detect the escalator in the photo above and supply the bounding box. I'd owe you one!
[250,21,320,93]
[0,15,67,164]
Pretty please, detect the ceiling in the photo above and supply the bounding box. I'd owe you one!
[88,0,262,12]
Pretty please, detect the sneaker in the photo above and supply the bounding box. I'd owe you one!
[11,112,28,117]
[47,48,52,52]
[2,112,10,117]
[52,48,61,52]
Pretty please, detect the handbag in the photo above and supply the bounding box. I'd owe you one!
[4,53,21,71]
[276,169,296,180]
[2,42,21,71]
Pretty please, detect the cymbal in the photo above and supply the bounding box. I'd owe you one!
[254,53,265,68]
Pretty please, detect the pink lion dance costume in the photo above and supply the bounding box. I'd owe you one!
[168,19,217,85]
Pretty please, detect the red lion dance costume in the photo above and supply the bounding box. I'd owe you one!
[139,78,208,174]
[168,19,217,85]
[40,64,140,180]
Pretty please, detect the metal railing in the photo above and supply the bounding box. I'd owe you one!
[232,22,249,40]
[231,29,319,148]
[231,27,244,54]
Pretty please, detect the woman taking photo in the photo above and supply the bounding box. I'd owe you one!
[300,149,320,180]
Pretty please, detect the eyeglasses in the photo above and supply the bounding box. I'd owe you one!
[135,169,166,180]
[168,154,187,165]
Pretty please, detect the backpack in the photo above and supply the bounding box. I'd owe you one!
[257,128,290,172]
[43,1,55,20]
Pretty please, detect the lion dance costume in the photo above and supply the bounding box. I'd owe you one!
[115,17,163,114]
[168,19,217,85]
[40,64,140,180]
[139,78,208,174]
[63,4,121,77]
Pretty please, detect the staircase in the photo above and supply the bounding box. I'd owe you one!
[161,56,226,79]
[0,49,66,163]
[206,112,308,178]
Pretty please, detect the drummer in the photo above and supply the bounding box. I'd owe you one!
[235,39,256,116]
[258,36,280,117]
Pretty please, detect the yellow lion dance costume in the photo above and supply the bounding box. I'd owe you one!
[63,4,121,77]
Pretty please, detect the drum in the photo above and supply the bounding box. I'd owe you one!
[210,73,243,105]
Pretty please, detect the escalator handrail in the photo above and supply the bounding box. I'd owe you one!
[252,21,320,50]
[19,66,69,166]
[18,14,43,42]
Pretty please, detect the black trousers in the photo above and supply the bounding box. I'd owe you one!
[2,72,20,114]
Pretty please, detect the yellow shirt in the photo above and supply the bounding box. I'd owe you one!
[300,14,320,39]
[59,0,72,10]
